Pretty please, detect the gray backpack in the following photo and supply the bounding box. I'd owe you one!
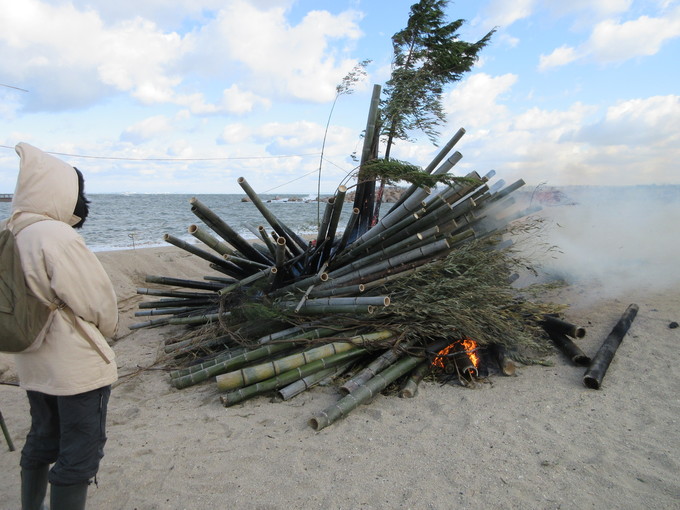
[0,218,56,353]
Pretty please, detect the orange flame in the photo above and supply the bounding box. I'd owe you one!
[432,339,480,370]
[432,343,455,368]
[461,339,479,368]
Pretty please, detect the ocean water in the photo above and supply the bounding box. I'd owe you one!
[0,193,353,252]
[1,185,678,260]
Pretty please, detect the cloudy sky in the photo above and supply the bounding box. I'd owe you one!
[1,0,678,194]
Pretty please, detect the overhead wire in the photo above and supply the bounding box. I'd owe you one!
[0,145,320,162]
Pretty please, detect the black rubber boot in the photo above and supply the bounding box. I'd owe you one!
[50,482,88,510]
[20,466,49,510]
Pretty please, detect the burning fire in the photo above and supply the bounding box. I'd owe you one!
[432,339,480,372]
[432,343,455,369]
[460,339,480,369]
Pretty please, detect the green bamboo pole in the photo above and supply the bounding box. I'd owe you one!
[487,179,525,203]
[337,207,360,253]
[237,177,308,253]
[168,312,228,326]
[275,236,287,269]
[290,304,377,315]
[129,317,170,330]
[145,275,225,292]
[349,84,381,238]
[308,283,365,298]
[254,322,325,345]
[211,262,240,278]
[352,186,430,246]
[224,253,270,270]
[171,326,341,382]
[169,346,249,379]
[360,268,418,291]
[388,128,466,213]
[399,361,430,398]
[277,361,355,401]
[136,288,213,299]
[218,267,275,296]
[163,334,229,354]
[329,230,427,279]
[138,298,213,309]
[258,225,277,258]
[188,224,235,256]
[221,349,366,406]
[135,306,201,317]
[277,296,389,308]
[315,198,335,247]
[340,344,410,394]
[171,342,295,389]
[216,330,395,391]
[269,271,329,297]
[321,185,347,261]
[333,210,424,267]
[163,233,232,269]
[309,354,422,431]
[189,196,272,265]
[217,342,358,391]
[323,238,451,288]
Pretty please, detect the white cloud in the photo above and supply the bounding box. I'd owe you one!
[220,85,272,115]
[0,0,187,110]
[482,0,536,28]
[97,18,185,103]
[218,123,253,145]
[550,0,633,18]
[443,73,518,128]
[120,115,173,144]
[586,9,680,62]
[537,5,680,68]
[569,95,680,146]
[200,0,364,102]
[441,71,677,187]
[0,0,364,113]
[538,45,580,70]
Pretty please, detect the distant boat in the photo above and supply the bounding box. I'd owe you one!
[0,194,12,202]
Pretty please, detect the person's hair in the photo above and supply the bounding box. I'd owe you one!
[72,167,90,229]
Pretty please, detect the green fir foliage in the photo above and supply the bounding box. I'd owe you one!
[361,158,481,188]
[381,0,495,152]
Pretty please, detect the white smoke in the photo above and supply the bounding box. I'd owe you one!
[509,185,680,303]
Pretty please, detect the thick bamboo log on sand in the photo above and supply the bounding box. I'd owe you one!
[542,315,586,339]
[216,330,395,391]
[583,304,639,389]
[221,350,365,406]
[399,361,430,398]
[309,354,422,431]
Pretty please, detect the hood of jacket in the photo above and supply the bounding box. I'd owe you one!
[11,143,81,227]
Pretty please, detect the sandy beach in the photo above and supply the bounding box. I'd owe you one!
[1,237,679,509]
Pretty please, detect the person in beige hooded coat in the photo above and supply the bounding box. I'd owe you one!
[7,143,118,510]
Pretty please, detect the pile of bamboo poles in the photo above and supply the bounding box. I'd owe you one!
[132,85,552,429]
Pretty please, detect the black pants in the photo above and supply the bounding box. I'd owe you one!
[20,386,110,486]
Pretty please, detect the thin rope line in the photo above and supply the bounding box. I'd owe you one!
[0,145,320,162]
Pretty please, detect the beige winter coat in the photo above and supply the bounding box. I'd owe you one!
[6,143,118,395]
